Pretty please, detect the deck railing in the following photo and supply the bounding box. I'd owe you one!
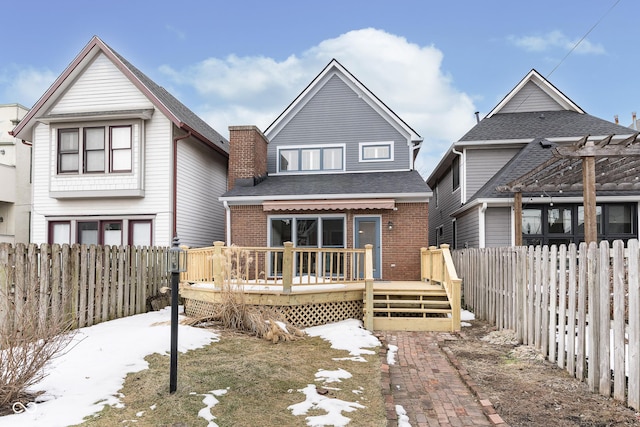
[420,244,461,330]
[183,241,370,294]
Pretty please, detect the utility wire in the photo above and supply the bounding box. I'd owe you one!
[547,0,621,78]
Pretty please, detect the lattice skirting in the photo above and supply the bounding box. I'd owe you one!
[183,298,363,328]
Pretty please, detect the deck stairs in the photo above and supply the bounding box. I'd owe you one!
[365,281,455,331]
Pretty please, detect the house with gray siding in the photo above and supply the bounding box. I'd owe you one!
[427,69,638,248]
[11,36,228,248]
[220,60,431,281]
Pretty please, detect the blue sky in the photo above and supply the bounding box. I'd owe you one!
[1,0,634,177]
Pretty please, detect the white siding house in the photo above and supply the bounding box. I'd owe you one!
[0,104,30,244]
[11,36,228,248]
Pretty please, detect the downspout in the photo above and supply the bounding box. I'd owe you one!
[223,200,231,246]
[172,131,192,238]
[478,202,487,248]
[452,147,464,202]
[411,140,422,170]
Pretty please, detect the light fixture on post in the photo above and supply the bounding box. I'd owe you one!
[167,236,187,394]
[387,221,393,230]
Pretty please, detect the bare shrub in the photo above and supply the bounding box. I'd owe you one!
[0,276,75,414]
[186,246,304,342]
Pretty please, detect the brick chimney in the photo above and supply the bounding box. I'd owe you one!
[228,125,268,191]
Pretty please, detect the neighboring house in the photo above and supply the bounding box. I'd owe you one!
[11,36,229,248]
[220,59,431,281]
[427,69,638,248]
[0,103,30,244]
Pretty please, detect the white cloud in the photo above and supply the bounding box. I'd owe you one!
[508,30,605,55]
[160,28,478,177]
[1,66,56,107]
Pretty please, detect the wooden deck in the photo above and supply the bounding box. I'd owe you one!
[180,280,456,332]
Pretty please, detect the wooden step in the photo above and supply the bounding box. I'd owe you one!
[371,307,452,314]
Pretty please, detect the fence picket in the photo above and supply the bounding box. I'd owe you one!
[599,241,612,396]
[548,245,557,363]
[557,245,567,369]
[587,242,600,392]
[613,240,626,401]
[628,239,640,409]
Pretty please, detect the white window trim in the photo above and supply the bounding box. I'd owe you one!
[52,119,138,177]
[276,144,346,173]
[358,141,394,162]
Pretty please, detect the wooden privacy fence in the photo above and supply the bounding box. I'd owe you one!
[0,242,169,333]
[453,240,640,411]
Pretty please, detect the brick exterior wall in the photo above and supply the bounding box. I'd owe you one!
[228,202,428,281]
[228,126,268,191]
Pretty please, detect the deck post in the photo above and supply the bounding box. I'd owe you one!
[364,244,374,331]
[429,246,437,283]
[213,241,224,289]
[420,247,427,282]
[283,242,293,294]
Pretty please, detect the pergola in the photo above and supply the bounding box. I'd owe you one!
[497,133,640,245]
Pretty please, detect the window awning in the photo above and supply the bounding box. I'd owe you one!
[262,199,395,211]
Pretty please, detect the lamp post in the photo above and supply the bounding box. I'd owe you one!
[167,236,187,394]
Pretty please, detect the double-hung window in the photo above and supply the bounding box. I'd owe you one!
[278,146,343,172]
[57,124,132,174]
[58,129,80,173]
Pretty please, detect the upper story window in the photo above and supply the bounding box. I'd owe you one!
[57,124,132,174]
[452,156,460,191]
[359,141,394,162]
[278,145,344,173]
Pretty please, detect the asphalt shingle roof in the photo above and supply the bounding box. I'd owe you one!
[222,170,430,198]
[108,46,229,153]
[460,111,634,142]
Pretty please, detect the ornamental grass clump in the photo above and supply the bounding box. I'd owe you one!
[187,246,304,343]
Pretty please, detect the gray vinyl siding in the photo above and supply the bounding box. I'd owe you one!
[176,135,228,248]
[456,208,479,249]
[428,161,461,246]
[465,148,520,199]
[485,207,511,247]
[267,74,410,174]
[500,81,564,114]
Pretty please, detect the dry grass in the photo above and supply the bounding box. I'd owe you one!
[75,329,386,427]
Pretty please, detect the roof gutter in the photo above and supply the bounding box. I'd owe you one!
[173,131,192,238]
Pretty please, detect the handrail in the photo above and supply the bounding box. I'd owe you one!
[420,244,462,331]
[183,242,368,294]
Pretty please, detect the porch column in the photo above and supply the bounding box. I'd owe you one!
[514,192,522,246]
[582,142,597,244]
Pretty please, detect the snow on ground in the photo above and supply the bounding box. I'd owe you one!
[1,308,475,427]
[0,307,219,427]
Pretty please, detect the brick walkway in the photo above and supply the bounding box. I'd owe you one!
[378,331,508,427]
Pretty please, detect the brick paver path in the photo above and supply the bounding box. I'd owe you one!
[378,331,505,427]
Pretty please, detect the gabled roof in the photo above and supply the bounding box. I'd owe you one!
[264,59,422,144]
[221,170,431,201]
[11,36,228,154]
[486,69,584,118]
